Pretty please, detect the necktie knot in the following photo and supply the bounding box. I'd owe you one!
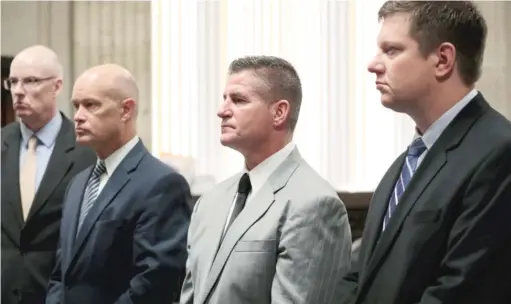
[237,173,252,194]
[407,137,427,157]
[27,136,38,151]
[93,160,107,177]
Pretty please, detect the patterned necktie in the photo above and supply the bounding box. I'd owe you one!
[77,160,107,232]
[382,137,427,231]
[224,173,252,234]
[20,136,38,220]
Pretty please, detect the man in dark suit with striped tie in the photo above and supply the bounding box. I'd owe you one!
[339,2,511,304]
[46,63,192,304]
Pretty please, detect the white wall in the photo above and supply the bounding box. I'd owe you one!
[1,0,152,148]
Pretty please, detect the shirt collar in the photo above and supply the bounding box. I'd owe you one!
[99,136,140,176]
[416,88,478,149]
[243,141,296,195]
[20,112,62,148]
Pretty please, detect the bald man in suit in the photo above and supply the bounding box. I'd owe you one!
[46,64,191,304]
[1,45,96,304]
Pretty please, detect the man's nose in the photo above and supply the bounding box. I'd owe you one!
[367,58,384,74]
[217,102,231,118]
[11,82,25,95]
[74,106,85,122]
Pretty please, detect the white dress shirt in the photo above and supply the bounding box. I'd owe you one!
[222,141,296,236]
[96,136,140,194]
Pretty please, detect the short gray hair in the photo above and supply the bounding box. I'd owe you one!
[228,55,302,132]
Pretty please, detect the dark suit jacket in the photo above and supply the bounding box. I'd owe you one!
[1,114,96,304]
[340,93,511,304]
[46,140,192,304]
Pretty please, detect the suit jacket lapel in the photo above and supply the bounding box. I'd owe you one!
[363,152,447,283]
[200,148,301,304]
[67,141,146,273]
[207,178,239,269]
[26,116,75,222]
[362,94,488,286]
[62,168,91,274]
[201,182,274,303]
[359,153,404,277]
[1,124,24,234]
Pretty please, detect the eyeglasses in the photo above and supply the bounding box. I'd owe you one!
[3,76,56,91]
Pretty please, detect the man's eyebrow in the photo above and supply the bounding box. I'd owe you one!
[8,75,50,79]
[226,92,247,100]
[379,40,405,48]
[72,98,100,104]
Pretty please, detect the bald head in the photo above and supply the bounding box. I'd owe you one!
[8,45,63,132]
[12,45,63,78]
[72,64,139,157]
[76,64,139,105]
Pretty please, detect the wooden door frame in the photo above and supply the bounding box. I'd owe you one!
[1,56,15,127]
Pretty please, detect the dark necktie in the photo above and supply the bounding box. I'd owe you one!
[225,173,252,233]
[382,137,427,231]
[77,160,107,233]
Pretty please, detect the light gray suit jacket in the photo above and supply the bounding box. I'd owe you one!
[180,148,352,304]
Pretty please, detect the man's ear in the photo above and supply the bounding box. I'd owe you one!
[54,78,63,96]
[434,42,456,79]
[120,98,136,122]
[272,99,290,129]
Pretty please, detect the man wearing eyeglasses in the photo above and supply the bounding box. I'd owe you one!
[1,45,96,304]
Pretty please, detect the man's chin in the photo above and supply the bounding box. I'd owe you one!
[219,135,238,148]
[381,98,394,109]
[76,136,93,146]
[15,110,32,120]
[380,94,399,109]
[219,137,232,147]
[381,97,409,114]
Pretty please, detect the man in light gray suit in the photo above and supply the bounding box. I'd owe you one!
[180,55,352,304]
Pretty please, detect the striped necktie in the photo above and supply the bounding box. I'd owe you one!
[77,160,107,232]
[382,137,427,231]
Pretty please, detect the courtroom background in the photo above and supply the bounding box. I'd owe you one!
[2,0,510,238]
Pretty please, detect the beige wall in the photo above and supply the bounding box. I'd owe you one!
[1,1,152,148]
[476,1,511,116]
[1,1,73,116]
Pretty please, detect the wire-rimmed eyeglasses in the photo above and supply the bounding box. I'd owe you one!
[3,76,56,91]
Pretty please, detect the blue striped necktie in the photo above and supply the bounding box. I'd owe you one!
[77,160,107,233]
[382,137,427,231]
